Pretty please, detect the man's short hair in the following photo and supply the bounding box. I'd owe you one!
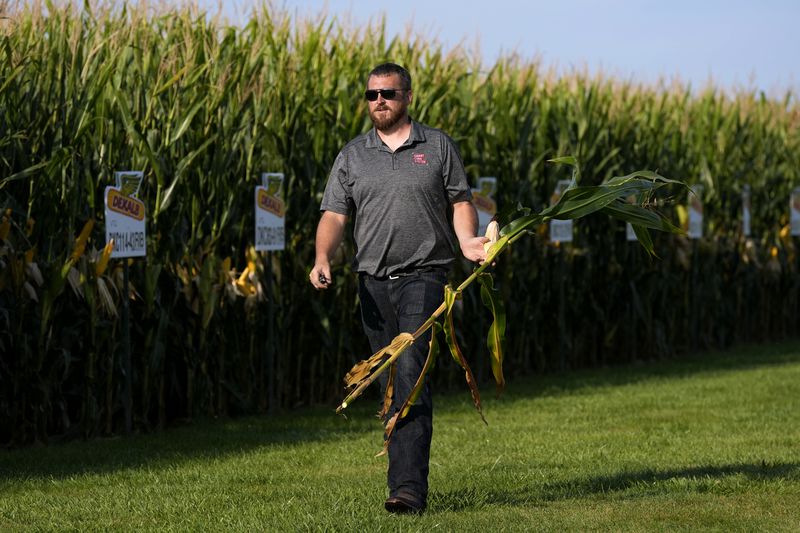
[368,63,412,90]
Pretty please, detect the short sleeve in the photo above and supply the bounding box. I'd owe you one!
[320,151,354,215]
[440,133,472,204]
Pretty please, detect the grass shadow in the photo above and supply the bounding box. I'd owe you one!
[3,339,799,485]
[481,339,800,407]
[473,462,799,510]
[429,462,800,512]
[0,403,379,483]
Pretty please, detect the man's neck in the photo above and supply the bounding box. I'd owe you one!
[376,117,412,152]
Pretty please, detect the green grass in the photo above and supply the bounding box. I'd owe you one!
[2,341,800,531]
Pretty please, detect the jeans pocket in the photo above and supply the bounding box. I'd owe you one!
[397,273,445,318]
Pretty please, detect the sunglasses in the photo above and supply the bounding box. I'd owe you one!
[364,88,406,101]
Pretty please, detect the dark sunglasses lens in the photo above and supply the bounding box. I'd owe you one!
[364,89,399,101]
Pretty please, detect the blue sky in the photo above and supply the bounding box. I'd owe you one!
[203,0,798,94]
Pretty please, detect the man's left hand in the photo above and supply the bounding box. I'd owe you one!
[461,236,490,264]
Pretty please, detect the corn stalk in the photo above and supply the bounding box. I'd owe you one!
[0,1,797,444]
[336,158,687,453]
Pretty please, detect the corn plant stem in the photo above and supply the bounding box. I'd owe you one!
[408,247,504,341]
[378,337,439,456]
[122,260,132,435]
[337,239,517,412]
[375,210,594,409]
[337,344,410,412]
[265,251,275,415]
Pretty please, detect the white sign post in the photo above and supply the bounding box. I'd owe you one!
[255,172,285,414]
[255,173,286,252]
[471,177,497,236]
[625,224,638,241]
[688,184,704,239]
[791,187,800,237]
[104,171,146,258]
[103,170,146,436]
[549,179,573,243]
[625,195,638,242]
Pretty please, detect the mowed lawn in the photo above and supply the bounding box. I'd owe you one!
[2,341,799,531]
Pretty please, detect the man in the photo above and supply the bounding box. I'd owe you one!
[309,63,487,514]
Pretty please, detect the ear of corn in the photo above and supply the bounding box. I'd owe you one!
[483,219,499,253]
[95,239,114,277]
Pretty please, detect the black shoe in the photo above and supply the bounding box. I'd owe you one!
[384,494,425,514]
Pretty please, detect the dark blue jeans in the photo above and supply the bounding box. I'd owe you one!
[358,269,447,505]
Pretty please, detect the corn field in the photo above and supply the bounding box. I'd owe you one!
[1,2,799,445]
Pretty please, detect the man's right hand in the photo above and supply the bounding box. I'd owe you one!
[310,211,348,290]
[310,263,332,290]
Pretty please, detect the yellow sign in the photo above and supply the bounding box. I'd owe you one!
[255,172,286,252]
[471,177,497,236]
[107,188,145,221]
[104,171,146,258]
[549,179,573,243]
[257,188,286,217]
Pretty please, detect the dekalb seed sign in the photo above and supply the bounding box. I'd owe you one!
[549,179,573,243]
[107,189,145,221]
[471,177,497,236]
[104,171,146,258]
[255,172,286,252]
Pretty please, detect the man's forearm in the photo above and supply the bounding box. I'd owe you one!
[452,201,488,263]
[315,211,347,265]
[452,201,479,243]
[310,211,348,289]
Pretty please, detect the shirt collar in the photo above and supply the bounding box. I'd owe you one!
[365,118,426,149]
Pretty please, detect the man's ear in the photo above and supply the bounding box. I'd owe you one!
[406,90,413,104]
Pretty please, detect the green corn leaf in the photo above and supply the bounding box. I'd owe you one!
[549,155,579,167]
[170,100,205,145]
[113,87,165,187]
[380,322,442,456]
[604,170,678,186]
[631,223,656,254]
[158,134,217,214]
[400,321,441,419]
[542,183,646,221]
[443,285,487,424]
[600,199,684,257]
[443,285,465,366]
[74,59,117,139]
[499,213,544,238]
[478,273,506,396]
[153,64,190,97]
[549,155,581,186]
[0,63,26,94]
[498,168,688,249]
[600,200,682,234]
[0,160,50,188]
[0,148,72,189]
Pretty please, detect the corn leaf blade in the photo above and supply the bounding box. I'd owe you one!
[443,285,486,424]
[478,273,506,395]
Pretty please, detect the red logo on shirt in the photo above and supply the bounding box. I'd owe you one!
[412,153,427,165]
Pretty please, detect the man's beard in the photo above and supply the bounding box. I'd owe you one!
[369,102,408,131]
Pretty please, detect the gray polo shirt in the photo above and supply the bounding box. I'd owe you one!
[321,119,472,278]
